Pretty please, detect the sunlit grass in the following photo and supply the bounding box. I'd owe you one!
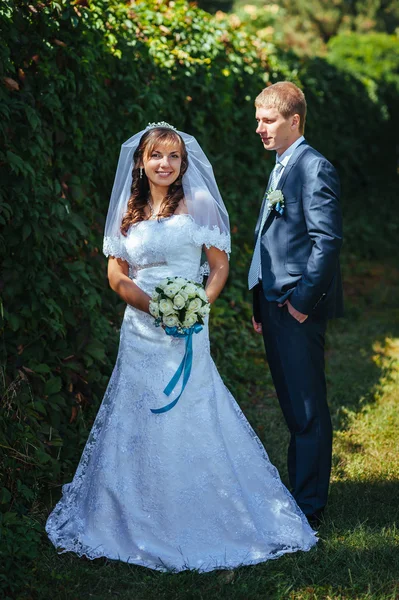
[333,337,399,484]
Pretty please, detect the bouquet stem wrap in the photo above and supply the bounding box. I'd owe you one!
[150,324,203,414]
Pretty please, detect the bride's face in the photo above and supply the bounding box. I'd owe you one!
[143,142,183,189]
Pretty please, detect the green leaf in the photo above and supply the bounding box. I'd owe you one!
[84,342,106,361]
[68,213,87,235]
[35,450,52,464]
[6,151,25,174]
[0,488,12,505]
[7,314,20,331]
[33,364,52,374]
[24,106,41,131]
[44,377,62,396]
[32,401,47,415]
[49,394,66,407]
[22,222,32,241]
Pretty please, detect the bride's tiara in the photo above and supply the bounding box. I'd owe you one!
[145,121,177,132]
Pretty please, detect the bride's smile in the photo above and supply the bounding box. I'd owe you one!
[144,143,182,188]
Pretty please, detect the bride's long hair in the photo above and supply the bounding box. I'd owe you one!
[120,128,188,235]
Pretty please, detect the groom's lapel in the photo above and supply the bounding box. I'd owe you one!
[255,142,310,237]
[260,142,310,233]
[276,141,309,192]
[254,171,273,236]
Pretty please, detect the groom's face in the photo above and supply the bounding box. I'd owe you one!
[255,106,300,156]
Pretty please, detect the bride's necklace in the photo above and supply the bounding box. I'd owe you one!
[147,197,162,219]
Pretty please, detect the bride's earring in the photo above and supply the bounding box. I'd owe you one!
[140,167,143,179]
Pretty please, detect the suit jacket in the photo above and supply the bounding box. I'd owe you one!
[253,141,344,321]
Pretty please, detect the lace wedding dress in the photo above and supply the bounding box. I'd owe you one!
[46,214,317,572]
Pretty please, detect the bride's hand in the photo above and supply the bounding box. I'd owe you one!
[108,257,151,314]
[252,316,262,334]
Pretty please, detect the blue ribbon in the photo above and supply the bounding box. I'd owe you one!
[275,201,284,215]
[150,323,203,414]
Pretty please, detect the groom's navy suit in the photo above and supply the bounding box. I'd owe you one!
[253,140,343,516]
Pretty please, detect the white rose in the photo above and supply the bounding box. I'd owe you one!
[158,278,170,288]
[183,283,197,298]
[183,312,197,328]
[163,313,179,327]
[197,288,209,302]
[173,277,187,286]
[164,283,181,298]
[149,301,160,318]
[159,298,174,315]
[188,298,202,312]
[151,291,160,302]
[268,190,284,204]
[179,289,189,301]
[199,304,211,318]
[173,294,186,310]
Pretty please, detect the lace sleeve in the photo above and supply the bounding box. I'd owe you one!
[103,235,128,261]
[190,223,231,256]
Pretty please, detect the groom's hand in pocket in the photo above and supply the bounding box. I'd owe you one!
[279,299,308,323]
[252,316,263,334]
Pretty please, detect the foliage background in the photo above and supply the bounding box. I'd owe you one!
[0,0,398,597]
[217,0,399,56]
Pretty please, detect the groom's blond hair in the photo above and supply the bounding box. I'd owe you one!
[255,82,307,134]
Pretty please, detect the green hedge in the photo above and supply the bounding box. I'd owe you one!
[0,1,398,596]
[0,1,270,594]
[328,32,399,85]
[327,32,399,174]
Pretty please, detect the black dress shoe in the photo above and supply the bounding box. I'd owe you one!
[306,510,324,529]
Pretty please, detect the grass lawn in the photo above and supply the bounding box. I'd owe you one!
[27,261,399,600]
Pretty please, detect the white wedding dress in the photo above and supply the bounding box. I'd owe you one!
[46,214,317,572]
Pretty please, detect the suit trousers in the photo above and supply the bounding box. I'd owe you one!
[259,289,332,515]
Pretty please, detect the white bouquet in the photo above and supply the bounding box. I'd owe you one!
[149,277,210,414]
[149,276,210,332]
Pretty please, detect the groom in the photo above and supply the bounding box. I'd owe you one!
[248,81,343,526]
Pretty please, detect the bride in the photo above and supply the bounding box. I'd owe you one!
[46,122,317,572]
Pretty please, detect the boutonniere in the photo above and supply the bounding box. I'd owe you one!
[266,190,285,215]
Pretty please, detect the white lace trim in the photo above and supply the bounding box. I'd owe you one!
[199,262,210,279]
[103,220,231,261]
[192,223,230,282]
[103,236,128,261]
[191,224,231,255]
